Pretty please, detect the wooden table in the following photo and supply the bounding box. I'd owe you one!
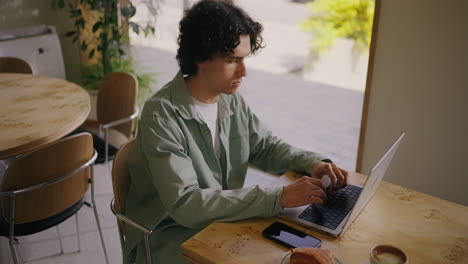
[0,73,90,159]
[181,171,468,264]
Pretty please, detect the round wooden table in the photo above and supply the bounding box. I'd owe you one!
[0,73,90,159]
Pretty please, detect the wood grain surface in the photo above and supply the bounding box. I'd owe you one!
[0,73,90,159]
[181,172,468,264]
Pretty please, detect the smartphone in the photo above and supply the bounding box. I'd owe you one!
[262,221,322,249]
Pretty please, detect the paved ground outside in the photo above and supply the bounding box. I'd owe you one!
[131,46,363,182]
[130,0,366,174]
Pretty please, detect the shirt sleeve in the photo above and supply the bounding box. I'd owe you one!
[239,96,330,175]
[139,113,283,229]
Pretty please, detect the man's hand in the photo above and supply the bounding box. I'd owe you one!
[280,176,327,208]
[310,161,348,191]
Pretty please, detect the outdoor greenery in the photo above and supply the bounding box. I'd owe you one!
[51,0,160,108]
[300,0,375,54]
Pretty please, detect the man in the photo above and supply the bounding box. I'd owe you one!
[124,1,348,263]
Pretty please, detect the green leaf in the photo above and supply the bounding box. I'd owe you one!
[75,18,85,29]
[92,21,102,33]
[109,14,118,24]
[70,8,81,18]
[51,0,65,10]
[91,1,101,10]
[65,31,76,37]
[129,22,139,34]
[81,41,88,51]
[88,49,95,59]
[58,0,65,9]
[143,25,156,37]
[112,28,119,37]
[79,19,85,29]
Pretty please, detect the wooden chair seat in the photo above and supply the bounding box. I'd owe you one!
[0,57,32,74]
[111,139,154,264]
[86,126,129,148]
[0,132,109,263]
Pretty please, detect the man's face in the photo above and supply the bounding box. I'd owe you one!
[198,34,251,95]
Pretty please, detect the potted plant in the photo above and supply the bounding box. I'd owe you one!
[52,0,160,113]
[299,0,375,90]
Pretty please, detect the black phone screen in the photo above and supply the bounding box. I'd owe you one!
[262,222,322,248]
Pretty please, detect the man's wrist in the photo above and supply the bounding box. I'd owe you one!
[263,186,284,216]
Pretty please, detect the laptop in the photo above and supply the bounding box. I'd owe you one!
[278,133,405,237]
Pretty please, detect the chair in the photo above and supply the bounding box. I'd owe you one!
[0,133,109,264]
[82,72,140,165]
[0,57,33,74]
[110,139,153,264]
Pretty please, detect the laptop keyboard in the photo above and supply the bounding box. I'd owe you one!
[298,184,362,230]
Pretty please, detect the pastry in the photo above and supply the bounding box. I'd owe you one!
[290,247,336,264]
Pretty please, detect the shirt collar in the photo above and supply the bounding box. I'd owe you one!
[170,71,200,121]
[218,94,233,121]
[170,70,233,122]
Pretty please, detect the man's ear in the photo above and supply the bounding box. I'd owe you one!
[197,61,206,73]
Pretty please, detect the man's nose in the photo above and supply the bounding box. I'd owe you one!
[237,61,247,77]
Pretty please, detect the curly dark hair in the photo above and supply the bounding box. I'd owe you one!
[176,0,264,76]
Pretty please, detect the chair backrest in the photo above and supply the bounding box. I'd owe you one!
[111,139,136,234]
[97,72,138,138]
[1,133,93,224]
[0,57,33,74]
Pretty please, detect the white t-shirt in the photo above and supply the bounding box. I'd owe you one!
[192,97,221,159]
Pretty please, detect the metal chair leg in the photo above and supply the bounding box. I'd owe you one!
[56,226,64,254]
[104,128,113,174]
[92,204,109,264]
[104,128,109,165]
[75,213,81,253]
[9,195,19,264]
[144,234,152,264]
[8,237,19,264]
[90,167,109,264]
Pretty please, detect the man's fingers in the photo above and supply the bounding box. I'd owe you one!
[340,168,349,185]
[307,177,326,191]
[333,164,346,188]
[324,164,338,190]
[308,189,327,199]
[341,168,349,177]
[307,195,324,205]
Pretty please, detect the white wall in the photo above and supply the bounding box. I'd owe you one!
[359,0,468,206]
[0,0,81,83]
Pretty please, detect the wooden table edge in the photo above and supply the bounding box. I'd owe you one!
[0,110,89,159]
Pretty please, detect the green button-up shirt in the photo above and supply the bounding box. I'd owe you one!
[124,71,327,263]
